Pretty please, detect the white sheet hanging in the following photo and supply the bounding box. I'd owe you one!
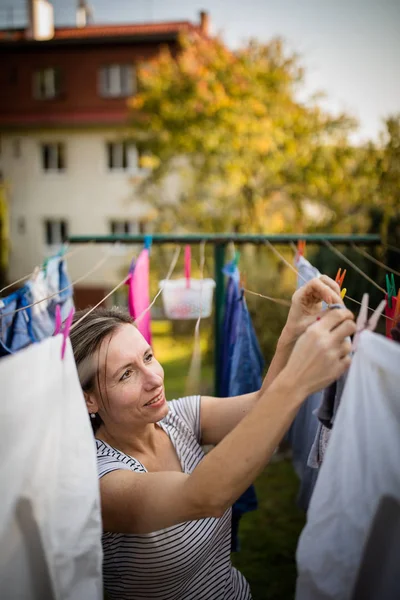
[296,330,400,600]
[0,336,103,600]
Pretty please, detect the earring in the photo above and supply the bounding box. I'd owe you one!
[90,413,96,419]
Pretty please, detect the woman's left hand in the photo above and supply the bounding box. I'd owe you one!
[282,275,344,342]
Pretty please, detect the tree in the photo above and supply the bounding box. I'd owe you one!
[127,33,375,234]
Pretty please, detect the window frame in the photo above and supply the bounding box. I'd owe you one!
[44,219,69,246]
[99,64,136,98]
[40,142,66,173]
[33,67,61,100]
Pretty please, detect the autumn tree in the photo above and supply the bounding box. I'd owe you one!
[127,33,376,234]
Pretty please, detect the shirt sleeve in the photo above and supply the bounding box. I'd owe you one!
[167,395,201,443]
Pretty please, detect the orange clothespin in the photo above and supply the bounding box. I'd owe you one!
[335,268,346,289]
[297,240,306,257]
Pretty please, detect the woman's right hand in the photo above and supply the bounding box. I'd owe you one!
[282,307,356,398]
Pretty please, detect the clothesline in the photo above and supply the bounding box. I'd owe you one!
[0,252,110,320]
[0,240,398,324]
[0,241,97,295]
[351,243,400,277]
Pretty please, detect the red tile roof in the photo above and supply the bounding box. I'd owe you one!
[0,20,201,43]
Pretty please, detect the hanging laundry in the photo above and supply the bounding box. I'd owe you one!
[296,330,400,600]
[45,256,75,323]
[286,254,322,510]
[307,367,349,469]
[218,259,263,551]
[0,285,37,357]
[126,249,152,344]
[26,269,55,341]
[0,335,103,600]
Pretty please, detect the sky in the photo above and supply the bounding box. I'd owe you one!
[1,0,399,143]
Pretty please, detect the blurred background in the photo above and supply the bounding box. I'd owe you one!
[0,1,399,598]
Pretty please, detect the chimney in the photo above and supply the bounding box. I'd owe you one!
[77,0,92,28]
[199,11,210,36]
[26,0,54,41]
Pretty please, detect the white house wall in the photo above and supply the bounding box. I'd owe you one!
[1,129,152,286]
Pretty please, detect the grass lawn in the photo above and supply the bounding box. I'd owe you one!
[153,320,305,600]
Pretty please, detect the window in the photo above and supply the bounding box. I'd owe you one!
[33,68,61,100]
[41,143,66,172]
[99,64,135,98]
[107,142,129,170]
[110,220,146,235]
[44,219,68,246]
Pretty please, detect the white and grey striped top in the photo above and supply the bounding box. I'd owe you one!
[96,395,252,600]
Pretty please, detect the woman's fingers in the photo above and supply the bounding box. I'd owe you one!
[331,318,357,343]
[318,275,342,304]
[314,306,354,331]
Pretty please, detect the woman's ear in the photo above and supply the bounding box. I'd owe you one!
[83,390,99,415]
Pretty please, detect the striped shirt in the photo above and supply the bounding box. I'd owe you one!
[96,395,252,600]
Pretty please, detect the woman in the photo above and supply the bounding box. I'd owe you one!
[70,275,355,600]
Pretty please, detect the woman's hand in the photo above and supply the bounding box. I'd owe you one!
[282,275,343,343]
[282,306,356,398]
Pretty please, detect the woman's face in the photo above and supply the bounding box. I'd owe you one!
[89,324,167,428]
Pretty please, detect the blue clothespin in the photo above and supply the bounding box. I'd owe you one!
[144,235,152,252]
[386,273,396,309]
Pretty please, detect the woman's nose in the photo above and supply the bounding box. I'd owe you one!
[143,368,163,391]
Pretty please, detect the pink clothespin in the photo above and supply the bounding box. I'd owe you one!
[184,245,191,289]
[53,305,62,335]
[352,293,386,351]
[53,305,75,359]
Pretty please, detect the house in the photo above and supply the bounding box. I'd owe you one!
[0,0,209,306]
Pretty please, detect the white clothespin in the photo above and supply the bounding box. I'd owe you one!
[352,293,386,352]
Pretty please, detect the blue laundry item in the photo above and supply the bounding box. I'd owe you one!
[0,286,37,357]
[219,260,264,550]
[26,273,55,342]
[286,254,323,511]
[46,257,75,323]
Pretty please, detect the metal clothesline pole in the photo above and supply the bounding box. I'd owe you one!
[68,233,381,394]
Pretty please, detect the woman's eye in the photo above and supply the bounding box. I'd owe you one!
[145,353,153,363]
[120,369,131,381]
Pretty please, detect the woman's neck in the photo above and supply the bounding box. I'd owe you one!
[96,420,160,459]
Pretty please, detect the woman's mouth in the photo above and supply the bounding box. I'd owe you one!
[144,390,165,408]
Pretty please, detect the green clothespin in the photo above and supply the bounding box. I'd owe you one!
[233,250,240,266]
[386,273,396,309]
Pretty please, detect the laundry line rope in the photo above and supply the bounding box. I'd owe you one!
[0,241,97,295]
[73,245,182,331]
[134,246,181,325]
[0,252,111,320]
[351,243,400,277]
[262,240,394,322]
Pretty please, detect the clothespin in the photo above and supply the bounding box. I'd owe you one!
[386,273,396,308]
[335,268,346,289]
[184,245,191,289]
[352,293,386,351]
[340,288,347,300]
[53,305,75,359]
[297,240,306,257]
[144,235,152,252]
[394,289,400,325]
[233,250,241,266]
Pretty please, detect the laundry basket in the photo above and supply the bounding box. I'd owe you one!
[159,278,216,320]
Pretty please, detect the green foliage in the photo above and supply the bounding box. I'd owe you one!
[127,33,386,234]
